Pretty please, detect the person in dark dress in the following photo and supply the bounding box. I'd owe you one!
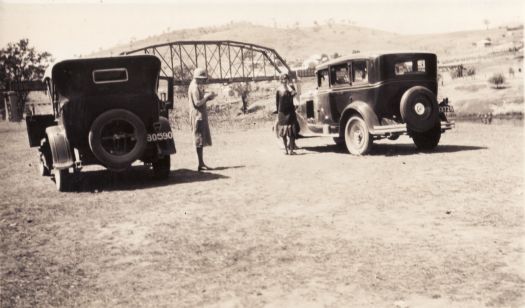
[275,73,298,155]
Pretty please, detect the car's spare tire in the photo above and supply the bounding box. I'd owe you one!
[400,86,439,133]
[89,109,147,170]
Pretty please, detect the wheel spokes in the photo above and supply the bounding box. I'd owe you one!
[100,120,137,155]
[350,123,364,147]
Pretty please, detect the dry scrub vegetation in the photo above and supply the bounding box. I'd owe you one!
[0,119,523,307]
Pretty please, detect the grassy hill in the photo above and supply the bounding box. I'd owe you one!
[91,21,522,64]
[89,22,523,117]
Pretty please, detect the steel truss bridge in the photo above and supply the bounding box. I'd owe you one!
[121,40,293,86]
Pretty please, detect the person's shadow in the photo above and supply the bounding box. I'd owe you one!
[66,165,245,192]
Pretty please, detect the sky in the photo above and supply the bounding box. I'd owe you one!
[0,0,523,59]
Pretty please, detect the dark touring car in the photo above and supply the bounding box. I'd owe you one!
[296,52,455,155]
[25,55,176,191]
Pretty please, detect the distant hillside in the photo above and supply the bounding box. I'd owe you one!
[90,21,523,66]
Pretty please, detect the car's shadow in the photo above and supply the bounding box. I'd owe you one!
[301,143,487,156]
[68,165,244,192]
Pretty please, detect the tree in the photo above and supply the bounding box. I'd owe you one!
[483,19,490,30]
[313,20,320,32]
[0,38,53,110]
[509,67,515,78]
[230,82,252,114]
[488,73,505,89]
[173,66,194,81]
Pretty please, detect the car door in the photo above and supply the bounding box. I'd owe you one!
[347,59,370,103]
[314,68,331,124]
[329,62,352,123]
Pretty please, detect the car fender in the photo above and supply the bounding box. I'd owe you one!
[26,115,56,147]
[45,125,74,170]
[155,116,176,155]
[339,101,380,135]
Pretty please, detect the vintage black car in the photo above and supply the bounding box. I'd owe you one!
[297,52,454,155]
[25,55,176,191]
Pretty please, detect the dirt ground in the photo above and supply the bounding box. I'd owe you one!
[0,121,524,307]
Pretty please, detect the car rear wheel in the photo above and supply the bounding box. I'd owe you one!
[89,109,147,171]
[152,156,171,180]
[344,116,372,155]
[400,86,439,133]
[410,121,441,151]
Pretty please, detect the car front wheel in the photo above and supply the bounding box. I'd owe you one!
[344,116,372,155]
[54,168,70,192]
[38,153,50,176]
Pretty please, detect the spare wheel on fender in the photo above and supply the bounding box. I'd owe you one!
[89,109,147,170]
[400,86,439,132]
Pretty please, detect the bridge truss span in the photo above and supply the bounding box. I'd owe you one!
[122,40,292,85]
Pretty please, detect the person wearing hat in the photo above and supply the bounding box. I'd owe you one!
[188,67,216,171]
[275,72,298,155]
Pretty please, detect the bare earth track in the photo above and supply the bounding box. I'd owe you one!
[0,121,523,307]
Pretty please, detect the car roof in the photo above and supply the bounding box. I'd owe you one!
[315,51,436,71]
[43,55,160,81]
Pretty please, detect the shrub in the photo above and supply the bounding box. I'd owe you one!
[488,73,505,89]
[450,69,459,79]
[450,65,476,79]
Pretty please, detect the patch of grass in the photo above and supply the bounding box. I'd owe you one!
[0,121,524,307]
[454,84,487,92]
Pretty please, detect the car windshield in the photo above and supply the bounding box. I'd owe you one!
[92,68,128,84]
[395,59,426,75]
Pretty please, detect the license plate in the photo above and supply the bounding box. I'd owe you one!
[147,132,173,142]
[439,106,454,113]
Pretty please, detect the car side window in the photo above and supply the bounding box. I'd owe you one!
[352,61,368,85]
[317,69,329,89]
[330,64,350,86]
[417,59,426,72]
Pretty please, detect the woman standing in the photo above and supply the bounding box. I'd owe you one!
[275,73,298,155]
[188,68,215,171]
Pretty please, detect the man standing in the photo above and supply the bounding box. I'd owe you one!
[188,68,215,171]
